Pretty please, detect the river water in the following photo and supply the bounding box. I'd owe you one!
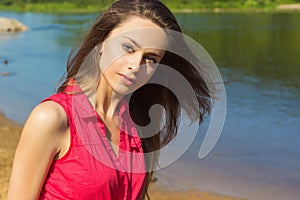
[0,11,299,200]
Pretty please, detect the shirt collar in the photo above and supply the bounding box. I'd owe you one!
[66,81,129,119]
[68,82,143,150]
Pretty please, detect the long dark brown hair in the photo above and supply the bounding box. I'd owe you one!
[57,0,212,199]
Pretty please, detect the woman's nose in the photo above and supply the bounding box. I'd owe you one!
[128,64,139,72]
[128,53,143,72]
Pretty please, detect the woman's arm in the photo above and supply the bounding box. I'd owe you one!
[7,101,69,200]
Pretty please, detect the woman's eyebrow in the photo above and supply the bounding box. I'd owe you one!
[123,36,142,48]
[123,36,163,58]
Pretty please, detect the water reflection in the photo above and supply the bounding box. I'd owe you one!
[177,12,300,88]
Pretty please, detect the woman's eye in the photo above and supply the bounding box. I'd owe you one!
[122,43,134,53]
[145,57,157,64]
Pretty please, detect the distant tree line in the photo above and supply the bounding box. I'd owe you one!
[0,0,109,6]
[1,0,300,8]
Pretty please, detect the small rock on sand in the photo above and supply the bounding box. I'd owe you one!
[1,72,10,77]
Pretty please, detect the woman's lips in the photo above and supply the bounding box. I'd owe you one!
[119,73,135,86]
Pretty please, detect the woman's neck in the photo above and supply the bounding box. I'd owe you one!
[92,79,123,120]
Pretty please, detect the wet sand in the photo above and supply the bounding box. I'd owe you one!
[0,113,22,200]
[0,112,244,200]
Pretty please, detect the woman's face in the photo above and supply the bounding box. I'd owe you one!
[98,16,168,96]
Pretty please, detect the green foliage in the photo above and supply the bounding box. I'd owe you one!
[0,0,300,12]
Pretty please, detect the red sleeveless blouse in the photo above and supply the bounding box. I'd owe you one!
[39,83,146,200]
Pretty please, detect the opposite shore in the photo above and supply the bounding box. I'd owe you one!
[0,3,300,14]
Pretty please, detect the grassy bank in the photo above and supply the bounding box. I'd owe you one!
[0,2,106,13]
[0,1,300,13]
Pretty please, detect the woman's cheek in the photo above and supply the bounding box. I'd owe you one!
[148,66,158,77]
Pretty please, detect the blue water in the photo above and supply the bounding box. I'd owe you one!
[0,12,299,200]
[0,12,92,122]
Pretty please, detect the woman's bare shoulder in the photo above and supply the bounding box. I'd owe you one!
[21,101,69,146]
[28,101,68,129]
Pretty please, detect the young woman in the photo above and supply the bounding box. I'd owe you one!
[7,0,212,199]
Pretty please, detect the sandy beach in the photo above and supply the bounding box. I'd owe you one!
[0,113,22,200]
[0,112,244,200]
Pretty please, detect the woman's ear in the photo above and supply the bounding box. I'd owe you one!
[99,45,103,56]
[95,44,103,56]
